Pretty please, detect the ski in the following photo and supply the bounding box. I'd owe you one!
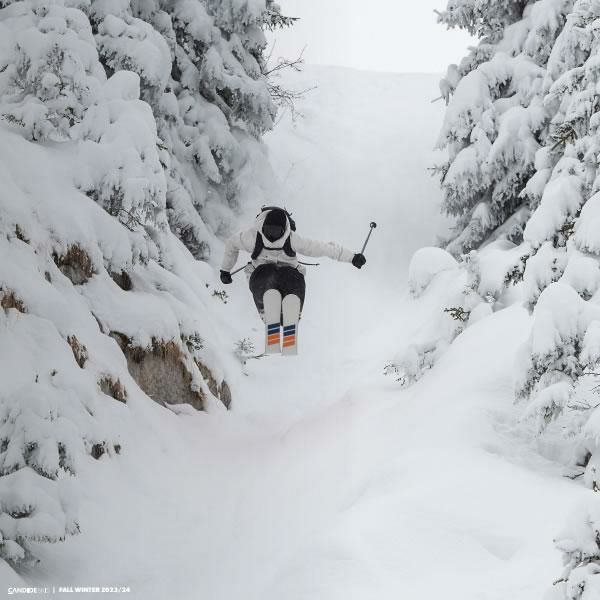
[281,294,301,356]
[263,289,282,354]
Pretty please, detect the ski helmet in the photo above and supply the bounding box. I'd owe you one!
[262,208,288,242]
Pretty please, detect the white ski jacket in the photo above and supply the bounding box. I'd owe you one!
[221,211,355,275]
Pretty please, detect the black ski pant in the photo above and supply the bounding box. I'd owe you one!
[249,264,306,315]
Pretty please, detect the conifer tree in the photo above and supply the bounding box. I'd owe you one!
[436,0,571,255]
[85,0,281,258]
[435,3,600,595]
[1,0,288,256]
[0,0,292,570]
[0,2,102,141]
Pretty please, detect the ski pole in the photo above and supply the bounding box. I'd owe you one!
[231,262,251,277]
[360,222,377,254]
[231,260,319,277]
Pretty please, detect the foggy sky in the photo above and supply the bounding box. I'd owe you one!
[270,1,474,74]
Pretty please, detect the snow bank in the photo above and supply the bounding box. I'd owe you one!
[408,247,457,297]
[0,120,239,568]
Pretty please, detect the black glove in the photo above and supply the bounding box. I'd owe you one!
[220,270,232,285]
[352,253,366,269]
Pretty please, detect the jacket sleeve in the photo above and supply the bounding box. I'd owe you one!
[221,229,255,271]
[291,233,355,263]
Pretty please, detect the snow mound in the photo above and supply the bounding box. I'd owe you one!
[408,247,457,297]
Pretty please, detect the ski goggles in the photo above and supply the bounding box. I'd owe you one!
[262,224,286,241]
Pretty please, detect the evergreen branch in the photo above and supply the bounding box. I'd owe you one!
[263,46,307,77]
[549,123,577,152]
[263,10,299,31]
[444,307,471,322]
[566,401,600,412]
[263,47,316,119]
[118,208,144,232]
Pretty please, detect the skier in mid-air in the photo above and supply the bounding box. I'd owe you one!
[220,206,366,355]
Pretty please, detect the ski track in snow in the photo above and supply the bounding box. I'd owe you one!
[17,67,590,599]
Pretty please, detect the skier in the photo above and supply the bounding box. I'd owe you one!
[220,206,366,354]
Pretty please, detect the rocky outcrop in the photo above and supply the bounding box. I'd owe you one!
[111,333,230,411]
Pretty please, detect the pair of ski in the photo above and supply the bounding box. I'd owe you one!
[263,289,300,356]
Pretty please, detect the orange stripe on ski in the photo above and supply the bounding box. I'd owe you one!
[268,335,280,345]
[283,337,296,347]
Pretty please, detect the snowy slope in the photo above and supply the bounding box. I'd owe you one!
[4,65,591,599]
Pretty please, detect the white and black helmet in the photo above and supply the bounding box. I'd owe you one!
[257,206,296,242]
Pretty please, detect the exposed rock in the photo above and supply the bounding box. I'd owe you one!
[112,334,205,410]
[98,375,127,403]
[110,270,133,291]
[67,335,88,368]
[90,441,121,459]
[91,442,105,459]
[1,290,26,313]
[15,224,29,243]
[195,359,219,398]
[218,380,232,409]
[196,358,231,409]
[53,245,94,285]
[109,332,231,410]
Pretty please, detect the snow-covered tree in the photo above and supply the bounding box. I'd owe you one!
[432,0,600,469]
[0,0,287,572]
[434,2,600,596]
[85,0,280,258]
[0,2,103,141]
[436,0,572,256]
[387,240,525,384]
[75,70,169,238]
[1,0,286,257]
[0,344,122,567]
[553,498,600,599]
[516,0,600,452]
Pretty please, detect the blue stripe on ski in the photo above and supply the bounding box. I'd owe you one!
[268,323,280,333]
[283,325,296,333]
